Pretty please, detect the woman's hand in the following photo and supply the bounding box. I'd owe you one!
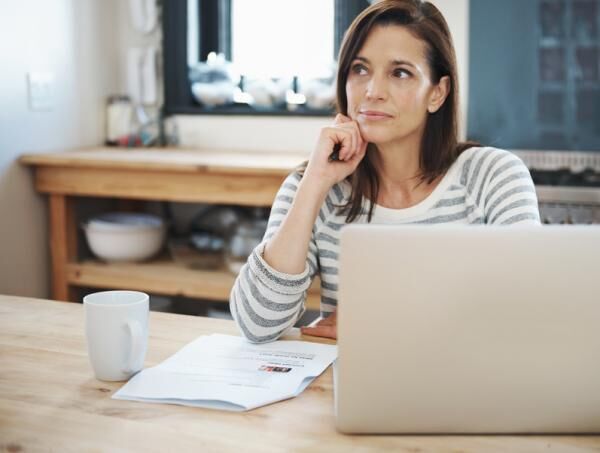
[300,311,337,340]
[303,114,368,192]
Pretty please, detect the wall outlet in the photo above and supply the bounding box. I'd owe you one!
[27,71,55,111]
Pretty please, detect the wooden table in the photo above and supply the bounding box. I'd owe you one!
[20,148,321,310]
[2,295,599,452]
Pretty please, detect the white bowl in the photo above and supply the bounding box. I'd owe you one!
[83,213,166,262]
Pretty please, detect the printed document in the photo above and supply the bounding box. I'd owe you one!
[113,334,337,411]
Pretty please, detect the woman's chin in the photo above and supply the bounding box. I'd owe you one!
[359,128,391,146]
[353,117,397,144]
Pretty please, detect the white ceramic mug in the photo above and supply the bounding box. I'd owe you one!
[84,290,149,381]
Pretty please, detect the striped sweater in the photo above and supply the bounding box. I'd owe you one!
[229,146,541,343]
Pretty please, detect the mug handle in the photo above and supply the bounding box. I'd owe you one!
[124,320,144,373]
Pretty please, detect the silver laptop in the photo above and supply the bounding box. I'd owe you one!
[335,224,600,434]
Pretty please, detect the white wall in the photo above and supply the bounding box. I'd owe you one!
[432,0,469,140]
[175,0,469,151]
[0,0,119,297]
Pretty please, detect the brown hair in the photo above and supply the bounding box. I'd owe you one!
[336,0,477,222]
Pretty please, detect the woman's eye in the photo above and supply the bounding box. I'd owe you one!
[351,63,368,75]
[393,68,412,79]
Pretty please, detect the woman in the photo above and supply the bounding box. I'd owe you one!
[229,0,540,343]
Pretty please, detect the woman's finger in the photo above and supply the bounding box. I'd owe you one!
[318,311,337,326]
[336,123,359,160]
[346,127,357,160]
[350,121,366,155]
[300,325,337,340]
[341,120,367,160]
[323,127,353,161]
[351,138,368,163]
[334,113,352,125]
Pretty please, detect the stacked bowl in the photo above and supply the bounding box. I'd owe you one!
[83,212,166,262]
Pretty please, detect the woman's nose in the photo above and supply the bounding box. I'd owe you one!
[365,75,387,101]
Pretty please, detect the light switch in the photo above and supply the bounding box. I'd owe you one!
[27,71,54,111]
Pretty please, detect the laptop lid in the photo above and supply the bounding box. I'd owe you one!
[335,225,600,434]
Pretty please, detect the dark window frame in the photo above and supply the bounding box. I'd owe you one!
[162,0,369,117]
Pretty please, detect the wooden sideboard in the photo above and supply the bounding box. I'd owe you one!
[20,147,321,310]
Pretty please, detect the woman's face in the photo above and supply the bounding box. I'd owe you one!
[346,24,447,147]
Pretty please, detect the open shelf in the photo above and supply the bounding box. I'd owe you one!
[67,259,322,312]
[21,147,318,308]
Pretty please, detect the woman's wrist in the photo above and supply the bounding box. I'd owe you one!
[300,170,335,201]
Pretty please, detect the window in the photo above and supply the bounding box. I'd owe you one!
[229,0,334,79]
[163,0,370,116]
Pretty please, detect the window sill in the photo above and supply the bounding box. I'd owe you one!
[164,104,335,117]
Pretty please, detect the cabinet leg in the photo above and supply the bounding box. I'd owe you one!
[49,194,78,301]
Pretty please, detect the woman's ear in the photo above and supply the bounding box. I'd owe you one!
[427,76,450,113]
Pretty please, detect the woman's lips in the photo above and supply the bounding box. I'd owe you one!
[358,110,393,120]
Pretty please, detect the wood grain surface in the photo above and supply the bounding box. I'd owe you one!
[20,147,309,175]
[1,295,599,452]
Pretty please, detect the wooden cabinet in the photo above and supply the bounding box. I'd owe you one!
[21,147,321,310]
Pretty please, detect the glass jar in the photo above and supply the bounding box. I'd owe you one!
[225,218,268,275]
[106,95,133,145]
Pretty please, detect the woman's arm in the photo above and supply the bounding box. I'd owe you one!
[230,114,367,343]
[229,172,322,343]
[264,114,367,273]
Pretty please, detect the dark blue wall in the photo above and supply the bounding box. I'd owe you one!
[467,0,600,151]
